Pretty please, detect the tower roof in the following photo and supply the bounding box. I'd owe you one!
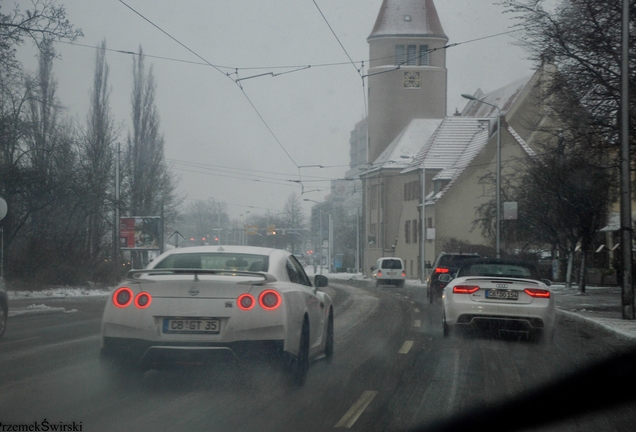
[368,0,447,41]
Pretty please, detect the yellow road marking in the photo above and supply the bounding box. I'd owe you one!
[398,340,414,354]
[335,390,378,428]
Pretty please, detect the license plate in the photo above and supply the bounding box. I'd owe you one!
[485,290,519,300]
[163,318,220,334]
[387,271,396,276]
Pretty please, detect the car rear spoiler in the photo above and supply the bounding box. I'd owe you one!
[126,269,278,285]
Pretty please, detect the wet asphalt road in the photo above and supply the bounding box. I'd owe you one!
[0,281,635,431]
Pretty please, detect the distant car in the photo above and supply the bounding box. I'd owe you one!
[427,252,480,303]
[442,258,555,342]
[372,257,406,287]
[0,277,7,339]
[100,246,333,385]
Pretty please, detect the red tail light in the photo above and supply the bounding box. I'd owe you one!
[434,267,450,274]
[134,292,152,309]
[238,293,256,310]
[377,270,382,277]
[524,288,550,298]
[113,287,133,308]
[453,285,480,294]
[259,289,281,310]
[402,271,406,277]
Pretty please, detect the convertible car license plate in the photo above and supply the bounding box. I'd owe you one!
[163,318,220,334]
[485,290,519,300]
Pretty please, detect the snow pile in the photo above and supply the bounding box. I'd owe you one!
[8,286,112,300]
[9,304,78,317]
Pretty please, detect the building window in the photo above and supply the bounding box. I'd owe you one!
[404,180,420,201]
[413,219,418,244]
[395,45,429,66]
[407,45,417,65]
[405,220,411,244]
[419,45,429,66]
[395,45,405,65]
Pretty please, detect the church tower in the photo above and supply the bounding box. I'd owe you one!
[367,0,448,163]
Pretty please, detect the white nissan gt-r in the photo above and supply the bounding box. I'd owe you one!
[441,258,555,342]
[100,246,333,385]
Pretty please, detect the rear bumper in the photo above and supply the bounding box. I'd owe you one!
[445,297,555,332]
[454,314,545,330]
[102,337,285,367]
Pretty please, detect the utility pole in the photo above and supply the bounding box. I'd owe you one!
[620,0,633,319]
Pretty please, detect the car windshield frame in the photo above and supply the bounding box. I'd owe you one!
[153,253,269,272]
[456,259,542,281]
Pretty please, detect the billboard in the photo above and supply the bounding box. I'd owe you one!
[120,217,161,250]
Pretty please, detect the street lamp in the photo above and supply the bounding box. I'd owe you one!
[462,93,502,258]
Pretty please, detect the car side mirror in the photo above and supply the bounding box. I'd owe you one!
[371,266,376,271]
[314,274,328,288]
[425,262,432,269]
[542,279,552,287]
[438,274,452,283]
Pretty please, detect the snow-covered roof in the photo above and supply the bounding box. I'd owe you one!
[461,75,533,117]
[369,118,443,172]
[406,117,490,201]
[411,117,490,170]
[368,0,447,41]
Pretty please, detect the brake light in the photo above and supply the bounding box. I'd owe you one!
[453,285,480,294]
[259,289,281,310]
[434,267,450,274]
[524,288,550,298]
[377,270,382,277]
[238,293,256,310]
[113,287,133,308]
[402,271,406,277]
[134,292,152,309]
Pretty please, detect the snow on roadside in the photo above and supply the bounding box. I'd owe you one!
[8,304,78,317]
[8,286,112,300]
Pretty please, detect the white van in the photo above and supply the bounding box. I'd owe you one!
[372,257,406,287]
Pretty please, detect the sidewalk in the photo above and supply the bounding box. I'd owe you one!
[550,284,636,340]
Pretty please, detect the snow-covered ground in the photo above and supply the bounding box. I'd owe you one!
[8,286,112,300]
[9,303,78,317]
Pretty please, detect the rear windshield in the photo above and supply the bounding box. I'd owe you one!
[458,263,539,280]
[381,259,403,269]
[438,254,479,267]
[154,253,269,272]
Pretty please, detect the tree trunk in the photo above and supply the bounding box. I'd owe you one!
[579,251,587,294]
[566,251,574,288]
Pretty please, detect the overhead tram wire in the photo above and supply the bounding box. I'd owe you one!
[58,28,519,79]
[168,158,338,182]
[117,0,303,189]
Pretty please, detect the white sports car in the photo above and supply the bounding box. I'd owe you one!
[441,258,555,342]
[100,246,333,385]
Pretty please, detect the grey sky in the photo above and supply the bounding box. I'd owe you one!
[15,0,536,218]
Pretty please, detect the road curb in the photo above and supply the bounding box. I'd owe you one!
[556,309,636,340]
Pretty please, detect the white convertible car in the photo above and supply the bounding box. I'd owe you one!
[100,246,333,385]
[441,258,555,342]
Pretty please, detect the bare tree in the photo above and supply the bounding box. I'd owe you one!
[0,0,82,78]
[283,193,305,252]
[78,39,117,262]
[123,48,179,214]
[499,0,636,156]
[122,48,179,264]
